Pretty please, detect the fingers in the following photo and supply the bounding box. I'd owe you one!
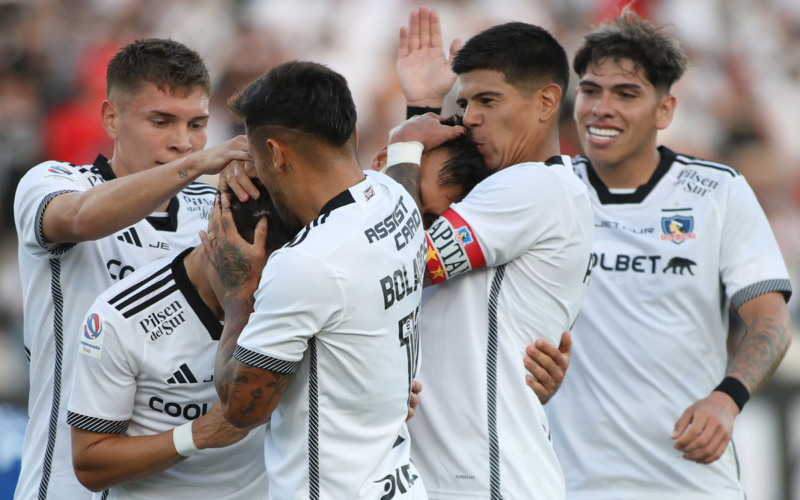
[672,407,693,440]
[398,26,409,58]
[219,192,234,234]
[411,379,422,395]
[448,38,462,64]
[533,338,567,369]
[243,160,256,178]
[419,5,431,49]
[681,419,717,457]
[525,374,548,402]
[225,160,261,202]
[224,165,249,202]
[253,217,268,251]
[684,426,728,463]
[523,351,555,394]
[409,9,420,52]
[199,230,213,261]
[430,9,443,48]
[673,409,706,451]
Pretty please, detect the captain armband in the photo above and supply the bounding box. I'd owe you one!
[425,210,486,285]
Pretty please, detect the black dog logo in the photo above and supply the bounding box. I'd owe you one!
[663,257,697,275]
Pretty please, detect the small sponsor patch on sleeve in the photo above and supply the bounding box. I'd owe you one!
[43,165,76,182]
[425,209,486,284]
[79,311,106,359]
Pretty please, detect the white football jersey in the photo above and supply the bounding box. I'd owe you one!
[409,156,594,500]
[67,249,268,499]
[236,171,427,500]
[545,147,792,500]
[13,156,216,500]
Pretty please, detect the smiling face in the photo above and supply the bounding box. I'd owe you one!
[105,82,209,175]
[456,69,542,172]
[574,58,675,171]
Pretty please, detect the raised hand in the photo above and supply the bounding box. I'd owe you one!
[398,5,462,108]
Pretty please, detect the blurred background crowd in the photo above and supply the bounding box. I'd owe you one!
[0,0,799,498]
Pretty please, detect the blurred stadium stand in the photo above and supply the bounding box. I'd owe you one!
[0,0,798,498]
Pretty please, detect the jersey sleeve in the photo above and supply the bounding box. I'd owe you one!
[67,303,141,434]
[13,162,86,258]
[720,176,792,308]
[234,249,345,374]
[424,166,569,283]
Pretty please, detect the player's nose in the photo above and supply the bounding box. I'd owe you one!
[462,105,481,128]
[168,126,193,154]
[592,91,615,118]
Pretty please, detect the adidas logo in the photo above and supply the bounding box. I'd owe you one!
[117,228,143,248]
[167,363,198,384]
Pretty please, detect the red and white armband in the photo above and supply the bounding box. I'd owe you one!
[425,209,486,284]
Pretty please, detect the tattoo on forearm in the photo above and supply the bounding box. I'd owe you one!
[214,245,253,289]
[385,163,421,207]
[729,314,790,395]
[214,296,254,401]
[178,170,188,178]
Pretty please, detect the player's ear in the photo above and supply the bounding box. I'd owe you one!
[266,139,285,173]
[655,93,677,131]
[354,126,360,151]
[537,83,562,122]
[101,100,119,140]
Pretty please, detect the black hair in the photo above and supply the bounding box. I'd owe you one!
[573,7,688,92]
[225,179,293,252]
[228,61,357,149]
[452,22,569,103]
[435,115,488,199]
[106,38,210,98]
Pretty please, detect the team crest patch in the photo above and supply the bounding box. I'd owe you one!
[80,311,105,358]
[455,226,474,245]
[661,215,696,244]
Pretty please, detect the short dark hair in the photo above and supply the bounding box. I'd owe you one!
[228,61,357,150]
[573,8,688,92]
[225,179,293,251]
[452,22,569,103]
[106,38,210,99]
[435,115,488,199]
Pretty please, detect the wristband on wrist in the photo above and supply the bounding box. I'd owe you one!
[713,376,750,411]
[407,106,443,119]
[172,421,199,457]
[386,141,424,168]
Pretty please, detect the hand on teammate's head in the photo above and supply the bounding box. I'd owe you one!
[389,113,465,152]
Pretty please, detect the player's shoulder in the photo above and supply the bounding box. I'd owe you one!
[669,149,740,179]
[99,253,180,323]
[18,159,93,189]
[180,180,219,198]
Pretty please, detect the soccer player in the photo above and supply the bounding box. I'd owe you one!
[386,16,594,500]
[66,181,293,499]
[13,39,248,500]
[209,61,430,499]
[541,11,793,500]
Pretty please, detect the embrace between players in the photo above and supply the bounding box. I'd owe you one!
[13,5,791,500]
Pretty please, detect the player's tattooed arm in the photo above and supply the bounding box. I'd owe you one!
[385,162,422,208]
[672,292,791,464]
[728,291,792,396]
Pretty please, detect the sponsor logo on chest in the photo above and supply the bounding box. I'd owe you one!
[140,301,188,341]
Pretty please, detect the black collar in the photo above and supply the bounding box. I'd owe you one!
[319,188,356,217]
[93,154,181,231]
[544,155,564,166]
[171,248,223,341]
[585,146,676,205]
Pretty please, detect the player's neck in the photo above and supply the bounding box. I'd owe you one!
[108,153,171,213]
[502,130,560,171]
[184,246,225,321]
[591,144,662,190]
[289,159,366,226]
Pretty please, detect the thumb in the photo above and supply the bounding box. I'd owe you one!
[559,331,572,355]
[449,38,462,64]
[672,407,693,439]
[253,217,268,251]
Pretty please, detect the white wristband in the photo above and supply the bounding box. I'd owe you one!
[173,421,198,457]
[387,141,424,168]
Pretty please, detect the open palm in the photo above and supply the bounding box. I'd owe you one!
[397,6,461,107]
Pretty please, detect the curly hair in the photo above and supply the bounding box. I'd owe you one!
[573,7,688,92]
